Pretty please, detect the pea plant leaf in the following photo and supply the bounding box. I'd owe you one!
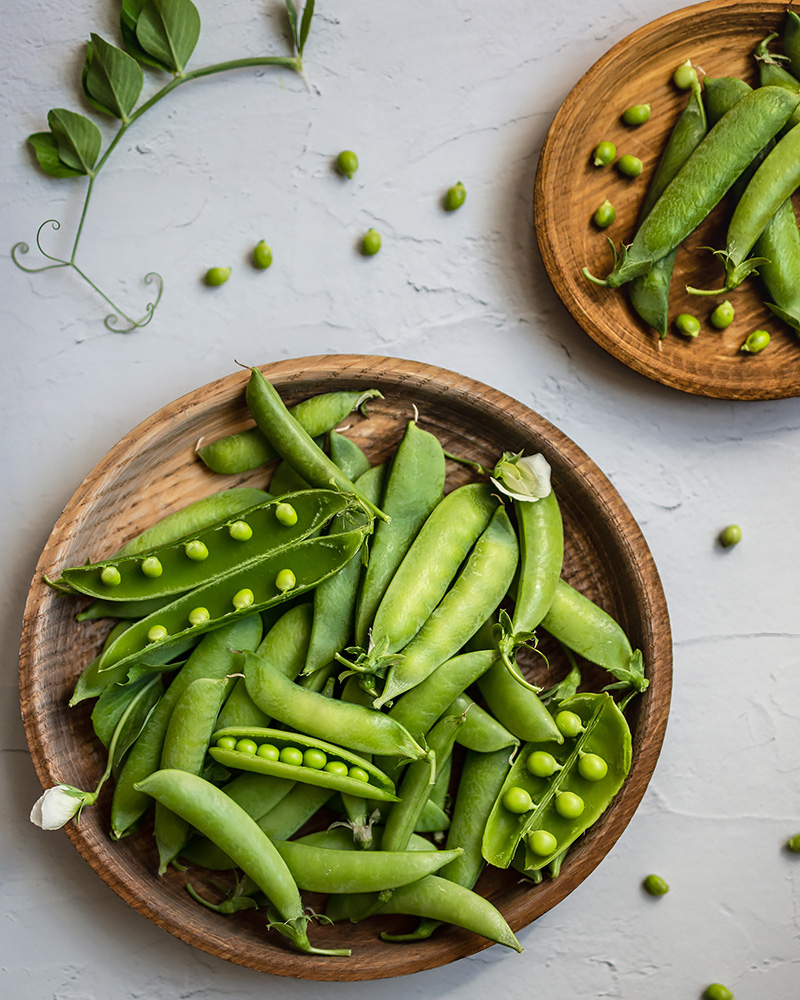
[298,0,315,55]
[82,34,144,120]
[135,0,201,75]
[27,131,84,178]
[121,0,169,70]
[285,0,299,50]
[46,108,102,175]
[91,672,163,767]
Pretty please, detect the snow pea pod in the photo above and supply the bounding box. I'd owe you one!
[354,420,445,647]
[375,505,518,707]
[628,78,707,337]
[483,693,631,871]
[97,524,370,676]
[245,368,389,523]
[135,769,349,956]
[197,389,382,474]
[584,87,800,287]
[243,649,426,759]
[208,726,399,802]
[60,490,352,601]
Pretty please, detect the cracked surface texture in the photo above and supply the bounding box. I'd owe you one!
[1,1,799,997]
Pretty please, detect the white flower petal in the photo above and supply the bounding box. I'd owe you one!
[30,785,86,830]
[492,452,552,502]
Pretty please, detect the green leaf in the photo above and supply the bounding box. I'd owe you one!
[27,132,83,178]
[121,0,169,70]
[298,0,315,55]
[285,0,299,50]
[46,109,102,174]
[82,34,144,119]
[91,670,160,747]
[136,0,201,75]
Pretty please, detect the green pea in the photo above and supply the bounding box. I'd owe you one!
[256,743,280,761]
[592,141,616,167]
[232,588,255,610]
[303,749,327,770]
[719,524,742,548]
[140,556,162,578]
[643,873,670,896]
[184,539,209,561]
[578,752,608,782]
[252,240,273,270]
[216,736,238,751]
[787,833,800,852]
[147,624,168,643]
[279,746,304,766]
[100,565,121,587]
[228,520,253,541]
[592,199,616,229]
[275,502,298,526]
[709,300,734,329]
[617,154,643,177]
[235,738,258,755]
[675,312,701,338]
[336,150,359,179]
[704,985,734,1000]
[555,791,585,819]
[555,710,583,738]
[444,181,466,212]
[622,103,651,126]
[348,766,370,783]
[324,760,349,776]
[188,606,211,626]
[205,266,231,286]
[528,829,558,857]
[740,329,770,354]
[502,786,534,814]
[673,60,698,90]
[526,750,560,778]
[275,568,296,592]
[361,228,382,256]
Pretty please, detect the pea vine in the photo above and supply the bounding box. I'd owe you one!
[12,0,315,333]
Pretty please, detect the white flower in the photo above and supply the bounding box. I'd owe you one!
[491,452,552,502]
[30,784,93,830]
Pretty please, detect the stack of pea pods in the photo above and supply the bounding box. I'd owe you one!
[51,367,648,959]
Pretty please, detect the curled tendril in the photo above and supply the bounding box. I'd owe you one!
[11,219,69,272]
[103,272,164,333]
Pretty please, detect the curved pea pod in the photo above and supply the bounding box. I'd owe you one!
[243,649,426,759]
[756,34,800,132]
[197,388,382,474]
[96,524,371,676]
[509,489,564,633]
[59,490,355,601]
[586,86,800,287]
[375,505,518,708]
[208,727,399,802]
[135,770,349,956]
[482,692,631,871]
[450,693,518,752]
[353,420,445,648]
[477,655,563,744]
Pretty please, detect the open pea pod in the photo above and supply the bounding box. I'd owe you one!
[482,693,631,872]
[208,727,398,802]
[97,524,372,675]
[58,490,357,601]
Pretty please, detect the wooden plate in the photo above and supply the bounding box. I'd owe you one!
[534,0,800,400]
[19,356,672,980]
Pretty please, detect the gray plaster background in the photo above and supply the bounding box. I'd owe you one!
[2,1,799,997]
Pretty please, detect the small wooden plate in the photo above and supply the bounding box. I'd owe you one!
[535,0,800,400]
[19,356,671,980]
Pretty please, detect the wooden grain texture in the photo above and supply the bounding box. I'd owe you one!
[534,0,800,400]
[19,356,672,980]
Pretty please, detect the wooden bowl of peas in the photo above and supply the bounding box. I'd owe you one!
[19,356,672,979]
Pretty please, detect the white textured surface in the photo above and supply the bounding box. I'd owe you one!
[2,2,799,997]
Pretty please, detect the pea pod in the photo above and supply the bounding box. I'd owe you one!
[197,389,382,474]
[354,420,445,647]
[450,693,518,752]
[59,490,353,602]
[482,693,631,871]
[375,505,519,707]
[584,87,800,287]
[787,10,800,79]
[209,726,399,802]
[756,34,800,132]
[628,78,707,337]
[97,524,371,676]
[135,769,350,956]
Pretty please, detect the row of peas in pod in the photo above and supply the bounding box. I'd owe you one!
[584,10,800,351]
[33,367,648,960]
